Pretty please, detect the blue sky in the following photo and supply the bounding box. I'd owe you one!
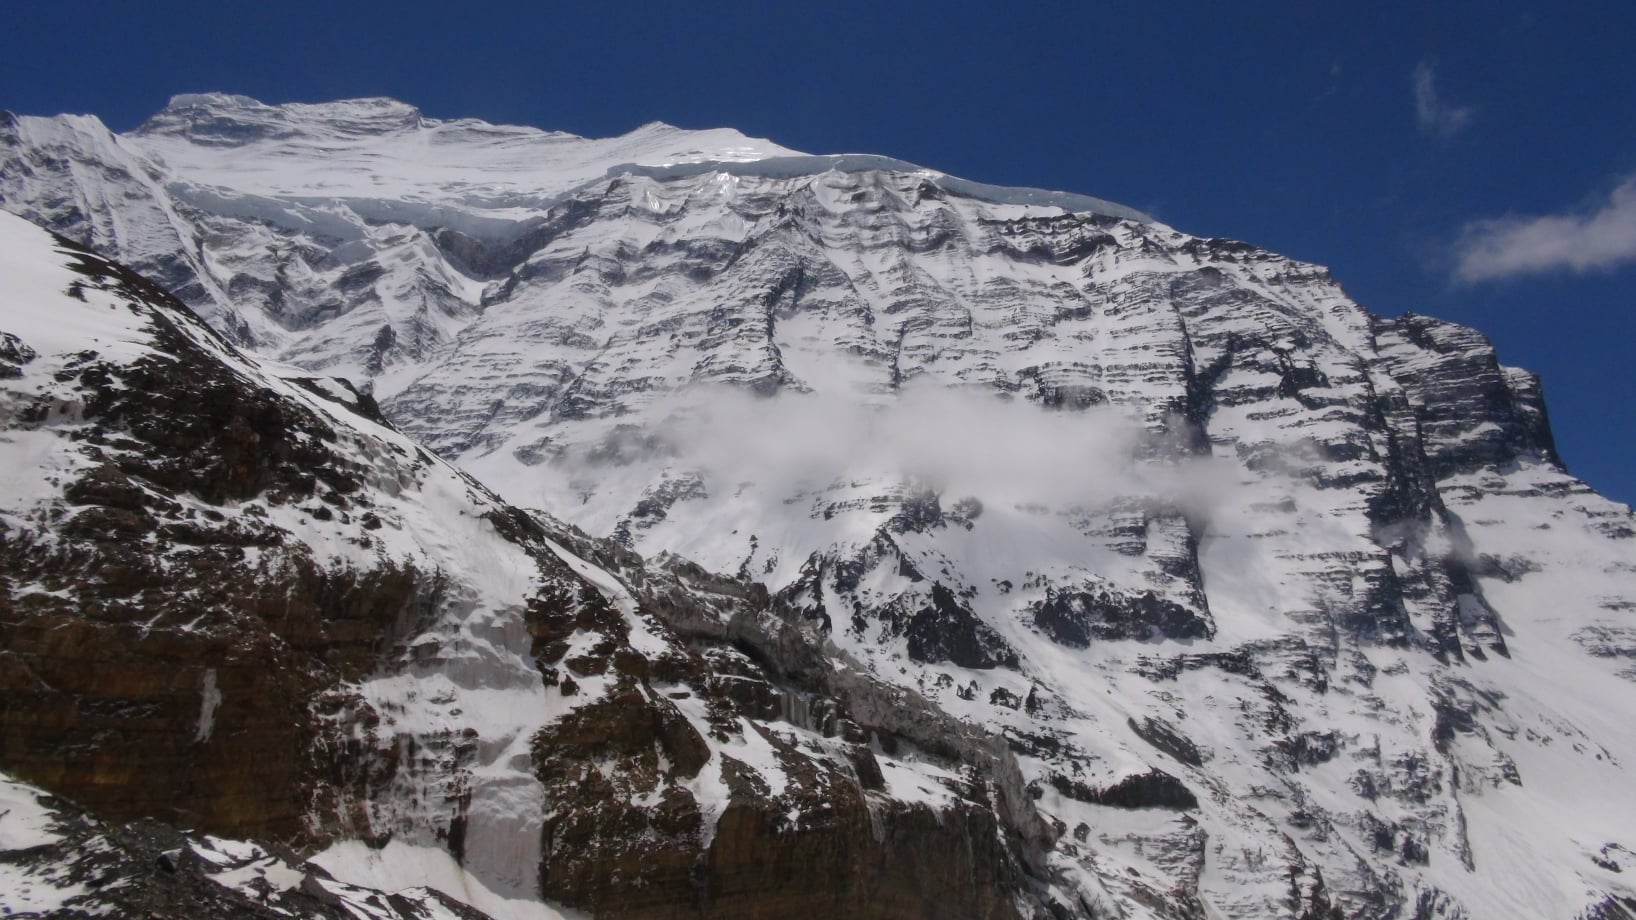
[4,0,1633,503]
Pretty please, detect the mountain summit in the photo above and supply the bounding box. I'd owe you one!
[3,96,1635,919]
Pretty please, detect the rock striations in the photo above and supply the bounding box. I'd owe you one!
[3,95,1636,919]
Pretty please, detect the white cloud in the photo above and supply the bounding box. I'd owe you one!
[1413,61,1475,139]
[1452,177,1636,282]
[555,384,1238,514]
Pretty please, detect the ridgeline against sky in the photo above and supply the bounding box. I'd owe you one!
[3,0,1631,502]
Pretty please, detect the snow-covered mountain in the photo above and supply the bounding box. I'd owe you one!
[4,95,1636,919]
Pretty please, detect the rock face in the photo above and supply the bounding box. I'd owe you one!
[4,96,1636,918]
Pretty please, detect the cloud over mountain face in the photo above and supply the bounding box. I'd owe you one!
[4,95,1636,919]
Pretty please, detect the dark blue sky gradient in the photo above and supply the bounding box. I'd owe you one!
[4,0,1632,502]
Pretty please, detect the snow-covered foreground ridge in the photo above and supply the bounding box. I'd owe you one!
[3,95,1636,918]
[0,206,596,916]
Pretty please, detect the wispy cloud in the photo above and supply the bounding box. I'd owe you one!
[1452,177,1636,283]
[548,384,1241,517]
[1412,60,1475,139]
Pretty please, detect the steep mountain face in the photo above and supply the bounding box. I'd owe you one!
[0,211,1059,919]
[4,96,1636,919]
